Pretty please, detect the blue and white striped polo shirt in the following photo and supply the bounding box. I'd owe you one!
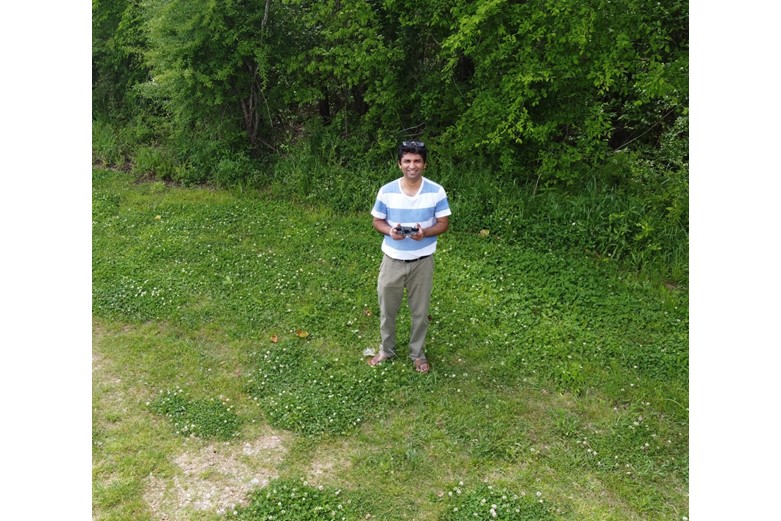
[371,177,451,260]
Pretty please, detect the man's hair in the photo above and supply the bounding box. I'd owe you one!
[398,140,427,163]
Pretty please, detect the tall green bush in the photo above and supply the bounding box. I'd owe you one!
[436,0,687,183]
[94,0,687,186]
[92,0,150,118]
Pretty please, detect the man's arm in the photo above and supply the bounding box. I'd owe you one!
[373,217,392,235]
[417,216,449,240]
[374,217,403,239]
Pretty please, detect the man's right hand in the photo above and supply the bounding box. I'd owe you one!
[389,226,405,240]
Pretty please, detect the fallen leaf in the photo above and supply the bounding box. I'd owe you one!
[363,309,373,317]
[154,215,162,221]
[296,329,309,339]
[270,335,279,343]
[479,229,490,237]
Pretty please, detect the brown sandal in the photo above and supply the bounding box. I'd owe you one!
[414,359,430,374]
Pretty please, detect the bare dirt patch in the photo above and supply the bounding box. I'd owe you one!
[94,321,292,519]
[144,432,288,519]
[306,440,354,486]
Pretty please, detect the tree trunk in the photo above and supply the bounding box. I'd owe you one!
[241,61,262,153]
[319,88,332,125]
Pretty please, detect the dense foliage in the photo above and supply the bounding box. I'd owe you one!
[93,0,688,282]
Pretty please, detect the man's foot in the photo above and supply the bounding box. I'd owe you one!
[414,358,430,374]
[368,353,390,366]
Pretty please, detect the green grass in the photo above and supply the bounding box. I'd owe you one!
[92,167,688,520]
[149,388,242,440]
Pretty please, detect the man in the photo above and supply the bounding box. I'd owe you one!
[368,141,451,373]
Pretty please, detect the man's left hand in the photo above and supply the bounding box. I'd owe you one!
[411,223,425,241]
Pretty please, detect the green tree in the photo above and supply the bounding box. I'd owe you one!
[278,0,402,154]
[94,0,687,195]
[436,0,687,184]
[141,0,298,156]
[92,0,150,117]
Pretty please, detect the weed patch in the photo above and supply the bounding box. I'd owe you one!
[149,387,241,440]
[235,478,362,520]
[438,482,558,521]
[246,341,422,436]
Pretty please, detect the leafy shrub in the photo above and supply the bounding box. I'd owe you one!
[93,119,132,168]
[214,154,260,188]
[270,140,386,213]
[433,155,687,284]
[149,387,241,440]
[132,145,176,180]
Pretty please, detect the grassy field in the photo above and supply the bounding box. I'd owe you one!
[93,168,688,520]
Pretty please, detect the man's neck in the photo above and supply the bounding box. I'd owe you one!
[401,177,422,194]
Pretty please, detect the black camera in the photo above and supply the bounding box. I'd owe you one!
[395,225,419,236]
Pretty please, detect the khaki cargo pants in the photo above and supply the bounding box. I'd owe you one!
[377,253,434,362]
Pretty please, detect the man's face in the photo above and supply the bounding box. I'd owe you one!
[398,152,426,182]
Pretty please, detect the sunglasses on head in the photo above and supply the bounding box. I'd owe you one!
[401,140,425,148]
